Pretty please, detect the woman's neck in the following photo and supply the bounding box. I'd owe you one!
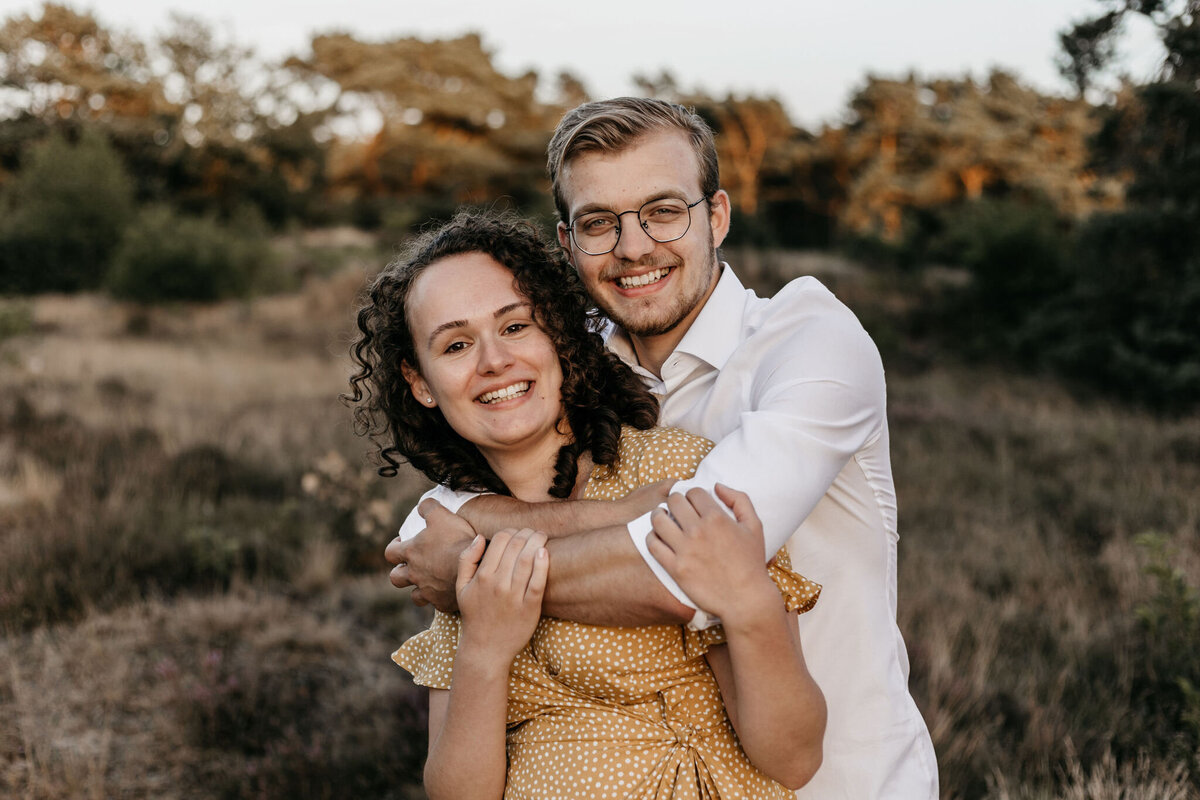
[484,434,593,504]
[484,433,568,503]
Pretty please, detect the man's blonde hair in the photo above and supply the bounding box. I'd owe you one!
[547,97,720,223]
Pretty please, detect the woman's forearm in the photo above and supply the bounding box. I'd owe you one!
[708,593,826,790]
[423,647,511,800]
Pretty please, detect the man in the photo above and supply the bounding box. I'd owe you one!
[388,98,938,798]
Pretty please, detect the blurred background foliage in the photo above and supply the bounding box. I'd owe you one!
[1,2,1195,411]
[0,2,1198,798]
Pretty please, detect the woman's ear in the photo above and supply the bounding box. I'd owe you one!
[401,361,436,408]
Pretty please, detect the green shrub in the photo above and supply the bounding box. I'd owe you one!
[105,206,275,302]
[0,129,135,293]
[1042,209,1200,413]
[926,197,1072,356]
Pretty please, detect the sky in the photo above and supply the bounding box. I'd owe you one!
[1,0,1165,129]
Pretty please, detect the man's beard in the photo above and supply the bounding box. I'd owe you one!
[598,245,718,338]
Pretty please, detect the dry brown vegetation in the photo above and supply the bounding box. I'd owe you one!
[1,240,1197,799]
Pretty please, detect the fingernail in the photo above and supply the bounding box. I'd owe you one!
[537,548,547,559]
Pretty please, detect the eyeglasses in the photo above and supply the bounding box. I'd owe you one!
[567,196,708,256]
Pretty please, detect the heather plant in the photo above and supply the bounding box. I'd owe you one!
[0,394,399,630]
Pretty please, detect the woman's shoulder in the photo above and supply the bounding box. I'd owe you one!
[614,425,715,485]
[618,424,714,453]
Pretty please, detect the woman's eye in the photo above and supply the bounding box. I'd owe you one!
[505,322,529,334]
[444,341,467,353]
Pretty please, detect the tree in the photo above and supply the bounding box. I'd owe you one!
[0,128,134,292]
[0,4,330,226]
[1045,0,1200,412]
[286,32,561,218]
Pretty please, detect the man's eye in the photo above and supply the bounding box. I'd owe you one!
[644,204,684,220]
[580,216,615,233]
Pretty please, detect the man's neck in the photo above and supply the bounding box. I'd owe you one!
[631,329,686,379]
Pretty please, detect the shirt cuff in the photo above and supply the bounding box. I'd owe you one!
[398,485,486,541]
[626,506,721,630]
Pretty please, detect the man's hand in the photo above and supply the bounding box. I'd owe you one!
[385,498,477,611]
[622,478,673,520]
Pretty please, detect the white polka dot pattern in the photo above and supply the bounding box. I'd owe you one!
[393,426,821,799]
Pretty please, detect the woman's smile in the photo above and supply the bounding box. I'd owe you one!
[476,380,532,405]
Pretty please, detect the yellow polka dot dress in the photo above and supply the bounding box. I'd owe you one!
[393,427,821,799]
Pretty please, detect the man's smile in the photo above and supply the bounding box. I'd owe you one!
[614,266,673,290]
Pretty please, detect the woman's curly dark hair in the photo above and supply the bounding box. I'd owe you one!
[346,209,658,499]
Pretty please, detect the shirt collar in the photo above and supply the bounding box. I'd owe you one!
[602,263,747,372]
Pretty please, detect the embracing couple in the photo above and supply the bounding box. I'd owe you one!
[348,98,939,799]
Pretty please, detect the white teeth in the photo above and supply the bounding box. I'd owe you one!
[477,381,530,404]
[616,267,670,289]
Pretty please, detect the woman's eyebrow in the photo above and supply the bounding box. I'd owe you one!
[426,319,466,349]
[426,302,532,348]
[494,301,531,318]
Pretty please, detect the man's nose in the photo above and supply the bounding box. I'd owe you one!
[612,211,656,262]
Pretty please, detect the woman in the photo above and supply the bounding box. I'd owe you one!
[347,210,825,799]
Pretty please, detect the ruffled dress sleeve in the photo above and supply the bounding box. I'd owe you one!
[682,545,822,655]
[392,610,461,690]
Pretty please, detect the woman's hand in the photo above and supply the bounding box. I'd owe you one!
[456,528,549,661]
[647,484,778,625]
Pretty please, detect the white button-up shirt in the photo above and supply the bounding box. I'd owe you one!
[607,266,938,799]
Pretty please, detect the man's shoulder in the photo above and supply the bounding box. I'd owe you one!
[739,274,873,345]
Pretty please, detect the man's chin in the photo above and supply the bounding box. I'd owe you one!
[611,311,686,339]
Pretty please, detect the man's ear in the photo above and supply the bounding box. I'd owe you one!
[557,221,577,269]
[708,189,732,249]
[401,361,435,407]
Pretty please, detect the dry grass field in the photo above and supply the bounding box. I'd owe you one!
[1,241,1197,799]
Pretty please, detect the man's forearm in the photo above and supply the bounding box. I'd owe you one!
[457,481,669,539]
[542,525,693,626]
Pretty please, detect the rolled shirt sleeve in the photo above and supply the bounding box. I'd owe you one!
[397,483,486,541]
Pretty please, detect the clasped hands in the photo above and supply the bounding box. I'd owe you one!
[384,482,773,624]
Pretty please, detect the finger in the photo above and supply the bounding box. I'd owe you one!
[390,562,414,589]
[477,529,514,577]
[384,535,408,566]
[492,529,536,589]
[646,530,677,572]
[417,497,448,520]
[666,491,702,531]
[650,506,685,549]
[510,529,547,585]
[455,535,486,593]
[714,483,760,529]
[525,547,549,602]
[684,486,726,519]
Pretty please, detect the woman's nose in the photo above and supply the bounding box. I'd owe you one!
[476,336,515,374]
